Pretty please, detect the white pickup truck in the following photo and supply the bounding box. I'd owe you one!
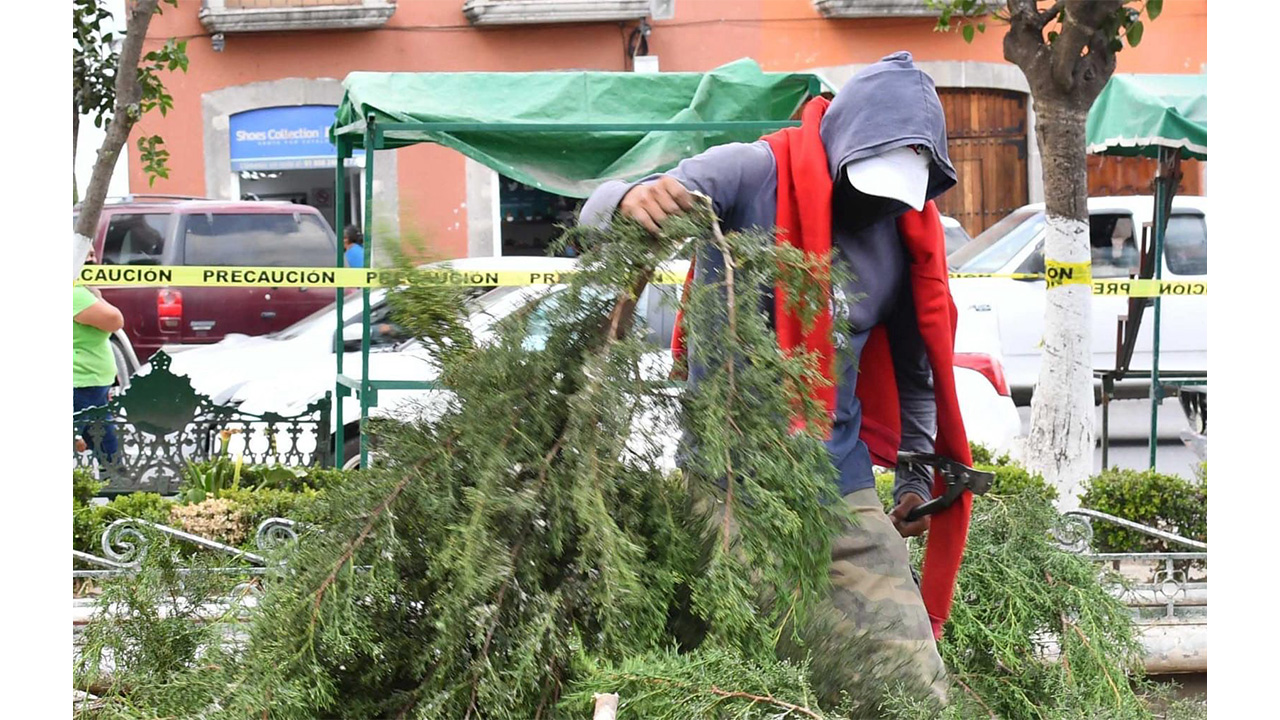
[947,195,1207,407]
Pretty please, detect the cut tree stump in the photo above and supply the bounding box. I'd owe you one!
[592,692,620,720]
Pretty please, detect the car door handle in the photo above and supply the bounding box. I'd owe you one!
[261,311,277,320]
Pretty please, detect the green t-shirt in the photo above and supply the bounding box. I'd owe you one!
[73,286,117,388]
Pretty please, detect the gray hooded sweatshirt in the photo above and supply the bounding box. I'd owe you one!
[580,52,957,502]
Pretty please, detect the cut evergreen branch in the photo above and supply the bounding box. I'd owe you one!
[70,205,1201,720]
[73,203,866,719]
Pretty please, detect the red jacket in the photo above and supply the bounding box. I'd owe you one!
[672,97,973,638]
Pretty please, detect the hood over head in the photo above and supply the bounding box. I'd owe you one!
[820,51,957,206]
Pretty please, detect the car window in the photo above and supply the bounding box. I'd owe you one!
[943,225,972,256]
[641,284,682,350]
[951,210,1046,274]
[1165,213,1207,276]
[521,285,675,352]
[1089,213,1139,279]
[101,214,172,265]
[181,213,336,267]
[1016,243,1044,275]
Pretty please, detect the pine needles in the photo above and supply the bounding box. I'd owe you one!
[71,204,1200,720]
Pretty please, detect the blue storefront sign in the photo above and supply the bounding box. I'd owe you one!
[229,105,363,171]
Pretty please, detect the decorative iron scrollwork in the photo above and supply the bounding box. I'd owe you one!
[256,518,301,551]
[1052,512,1095,554]
[98,518,270,569]
[73,351,333,495]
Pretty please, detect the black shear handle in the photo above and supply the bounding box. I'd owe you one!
[896,452,994,522]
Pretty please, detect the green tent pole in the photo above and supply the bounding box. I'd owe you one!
[334,135,350,468]
[361,117,376,468]
[1148,146,1172,469]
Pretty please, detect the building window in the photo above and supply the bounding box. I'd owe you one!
[199,0,397,34]
[812,0,993,18]
[499,178,579,257]
[463,0,653,26]
[229,105,365,231]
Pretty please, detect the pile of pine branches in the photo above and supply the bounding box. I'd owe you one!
[73,205,1202,720]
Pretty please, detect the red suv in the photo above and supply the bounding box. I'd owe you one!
[76,196,346,364]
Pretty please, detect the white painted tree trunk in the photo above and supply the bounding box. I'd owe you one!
[1024,214,1094,509]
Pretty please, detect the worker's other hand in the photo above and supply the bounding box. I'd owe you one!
[889,492,931,538]
[619,176,695,235]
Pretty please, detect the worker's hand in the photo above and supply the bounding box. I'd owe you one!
[889,492,931,538]
[619,176,695,235]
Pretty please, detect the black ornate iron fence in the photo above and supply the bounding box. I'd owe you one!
[73,352,332,496]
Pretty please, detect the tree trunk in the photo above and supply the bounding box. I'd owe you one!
[1000,0,1122,508]
[1023,97,1094,508]
[73,101,80,205]
[73,0,160,250]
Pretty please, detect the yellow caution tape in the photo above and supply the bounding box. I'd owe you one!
[948,272,1044,279]
[1087,278,1206,297]
[74,265,690,289]
[1044,260,1093,288]
[73,264,1205,296]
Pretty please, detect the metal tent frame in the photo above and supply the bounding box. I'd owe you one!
[328,79,824,468]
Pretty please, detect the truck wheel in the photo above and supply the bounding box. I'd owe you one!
[340,435,384,470]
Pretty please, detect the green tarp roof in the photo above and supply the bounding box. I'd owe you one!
[332,59,820,197]
[1086,73,1207,161]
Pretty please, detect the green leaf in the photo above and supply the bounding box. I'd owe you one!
[1126,20,1144,47]
[978,21,986,32]
[1148,0,1163,20]
[1110,38,1124,52]
[962,23,975,43]
[1048,30,1059,43]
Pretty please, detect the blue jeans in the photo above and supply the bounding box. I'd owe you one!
[74,386,119,465]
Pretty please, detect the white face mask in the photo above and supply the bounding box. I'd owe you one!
[843,145,932,212]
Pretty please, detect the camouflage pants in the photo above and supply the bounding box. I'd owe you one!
[705,485,949,710]
[823,488,949,704]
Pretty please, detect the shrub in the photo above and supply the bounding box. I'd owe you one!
[968,440,995,465]
[875,470,895,508]
[169,498,251,548]
[186,462,354,493]
[218,486,327,530]
[75,463,345,556]
[75,493,177,556]
[987,462,1058,503]
[1079,468,1207,553]
[74,470,103,506]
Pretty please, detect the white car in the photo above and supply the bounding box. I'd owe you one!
[947,195,1207,405]
[941,215,973,256]
[146,255,1022,468]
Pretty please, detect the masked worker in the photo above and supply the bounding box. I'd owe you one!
[580,52,975,700]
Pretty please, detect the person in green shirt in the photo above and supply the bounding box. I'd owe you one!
[74,251,124,465]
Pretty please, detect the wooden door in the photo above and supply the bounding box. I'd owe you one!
[934,88,1030,237]
[1087,154,1203,197]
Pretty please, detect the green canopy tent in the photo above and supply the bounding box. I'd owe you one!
[329,60,824,466]
[332,58,821,198]
[1085,73,1207,468]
